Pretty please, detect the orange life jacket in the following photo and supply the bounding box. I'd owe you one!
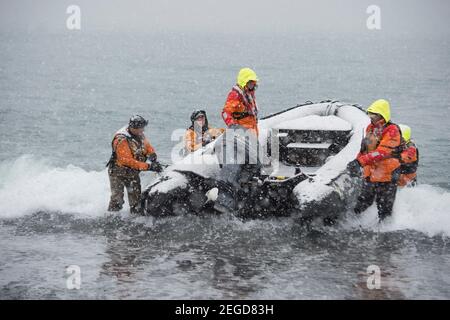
[107,126,155,171]
[398,140,419,187]
[357,121,402,183]
[222,85,259,135]
[184,127,225,153]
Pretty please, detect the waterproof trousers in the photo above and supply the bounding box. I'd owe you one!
[108,165,142,214]
[354,178,398,220]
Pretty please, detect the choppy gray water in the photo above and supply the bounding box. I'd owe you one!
[1,31,450,299]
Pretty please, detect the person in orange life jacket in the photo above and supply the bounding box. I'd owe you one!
[347,99,402,221]
[106,115,163,214]
[184,110,225,153]
[397,124,419,187]
[222,68,259,136]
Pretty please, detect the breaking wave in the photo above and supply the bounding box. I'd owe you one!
[0,155,109,218]
[341,184,450,237]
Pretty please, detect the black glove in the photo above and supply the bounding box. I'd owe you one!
[360,137,369,153]
[147,153,157,162]
[346,159,362,177]
[390,145,405,159]
[149,161,163,173]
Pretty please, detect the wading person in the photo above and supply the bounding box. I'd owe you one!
[397,124,419,187]
[184,110,224,153]
[347,99,402,221]
[222,67,260,136]
[106,115,163,214]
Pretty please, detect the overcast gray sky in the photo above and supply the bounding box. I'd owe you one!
[0,0,449,35]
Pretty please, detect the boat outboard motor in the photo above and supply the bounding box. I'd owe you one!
[215,128,261,181]
[214,128,263,215]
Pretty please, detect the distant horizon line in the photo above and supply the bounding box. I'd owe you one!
[1,27,448,39]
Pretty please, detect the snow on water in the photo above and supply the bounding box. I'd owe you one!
[0,155,110,218]
[1,156,450,238]
[341,184,450,238]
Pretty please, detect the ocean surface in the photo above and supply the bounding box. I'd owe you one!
[1,30,449,299]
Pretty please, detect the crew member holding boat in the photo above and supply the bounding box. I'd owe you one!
[348,99,402,221]
[184,110,225,153]
[106,115,163,214]
[222,68,260,136]
[397,124,419,187]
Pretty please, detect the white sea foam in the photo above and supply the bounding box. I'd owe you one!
[0,155,110,218]
[341,184,450,237]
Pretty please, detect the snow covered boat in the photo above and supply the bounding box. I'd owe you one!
[141,100,370,223]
